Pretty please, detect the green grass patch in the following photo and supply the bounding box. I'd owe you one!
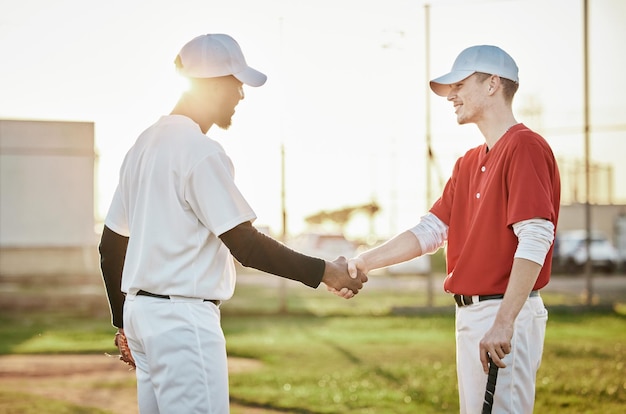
[0,312,116,355]
[222,311,626,413]
[0,390,109,414]
[224,314,458,413]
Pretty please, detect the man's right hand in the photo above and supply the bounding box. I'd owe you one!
[321,256,368,299]
[347,256,369,279]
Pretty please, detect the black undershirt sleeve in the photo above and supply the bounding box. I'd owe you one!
[219,221,325,288]
[99,225,129,329]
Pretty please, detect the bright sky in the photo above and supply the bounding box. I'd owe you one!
[1,0,625,239]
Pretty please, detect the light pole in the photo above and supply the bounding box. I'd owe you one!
[424,3,435,307]
[583,0,594,306]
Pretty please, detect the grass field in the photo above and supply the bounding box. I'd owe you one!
[0,272,625,413]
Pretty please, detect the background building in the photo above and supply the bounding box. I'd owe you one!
[0,119,98,277]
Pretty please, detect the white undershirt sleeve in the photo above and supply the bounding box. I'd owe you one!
[512,218,555,266]
[408,213,448,255]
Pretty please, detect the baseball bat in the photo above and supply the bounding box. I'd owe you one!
[481,356,499,414]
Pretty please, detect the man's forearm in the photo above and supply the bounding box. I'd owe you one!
[220,222,325,288]
[495,258,542,326]
[99,225,128,328]
[359,230,423,272]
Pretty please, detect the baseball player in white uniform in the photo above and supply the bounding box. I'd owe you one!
[99,33,367,413]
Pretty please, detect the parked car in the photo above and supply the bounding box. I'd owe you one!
[553,230,621,274]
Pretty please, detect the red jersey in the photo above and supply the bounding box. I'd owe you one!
[430,124,561,295]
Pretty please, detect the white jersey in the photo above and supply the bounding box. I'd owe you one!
[105,115,256,300]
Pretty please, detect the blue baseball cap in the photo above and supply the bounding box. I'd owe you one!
[430,45,518,96]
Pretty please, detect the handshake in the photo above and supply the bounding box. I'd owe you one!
[321,256,369,299]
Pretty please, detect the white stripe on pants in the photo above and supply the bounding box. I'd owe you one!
[455,295,547,414]
[124,294,229,413]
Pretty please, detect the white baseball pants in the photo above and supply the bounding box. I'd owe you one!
[124,294,229,413]
[455,295,548,414]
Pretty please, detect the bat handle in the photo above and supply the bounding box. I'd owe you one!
[482,356,499,414]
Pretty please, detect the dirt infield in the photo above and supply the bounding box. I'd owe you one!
[0,354,271,414]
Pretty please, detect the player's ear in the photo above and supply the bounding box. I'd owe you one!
[487,75,500,94]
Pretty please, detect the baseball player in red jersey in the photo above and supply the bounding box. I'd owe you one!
[342,45,560,413]
[99,33,366,413]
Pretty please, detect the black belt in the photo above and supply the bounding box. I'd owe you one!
[136,290,220,306]
[454,290,539,307]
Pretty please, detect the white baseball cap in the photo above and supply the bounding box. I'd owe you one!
[176,34,267,87]
[430,45,518,96]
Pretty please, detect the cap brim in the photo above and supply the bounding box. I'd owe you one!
[234,66,267,87]
[429,70,475,96]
